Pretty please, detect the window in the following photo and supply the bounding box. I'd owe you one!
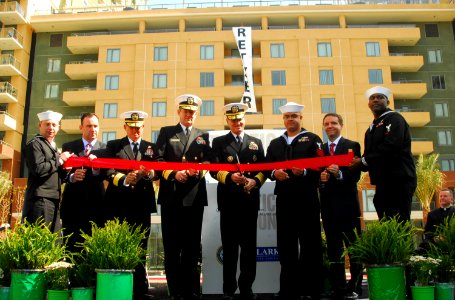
[105,75,119,90]
[106,49,120,63]
[47,58,61,73]
[271,70,286,86]
[231,75,244,86]
[424,24,439,37]
[319,70,334,85]
[435,103,449,118]
[103,103,117,119]
[272,99,287,114]
[441,159,455,171]
[45,83,59,98]
[368,69,383,84]
[102,132,116,143]
[50,34,63,47]
[152,102,166,117]
[270,43,285,58]
[151,130,160,143]
[200,45,214,60]
[317,42,332,57]
[231,49,240,57]
[362,189,376,212]
[428,49,442,63]
[366,42,380,57]
[200,100,214,116]
[438,130,452,146]
[200,72,214,87]
[321,98,336,113]
[153,74,167,88]
[154,47,168,61]
[432,75,446,90]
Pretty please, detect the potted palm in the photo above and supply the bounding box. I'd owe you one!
[346,217,417,300]
[79,219,147,300]
[45,261,72,300]
[1,219,67,300]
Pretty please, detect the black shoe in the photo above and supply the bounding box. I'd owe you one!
[170,296,182,300]
[223,294,235,300]
[182,293,201,300]
[343,292,358,299]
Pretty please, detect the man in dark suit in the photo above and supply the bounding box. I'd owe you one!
[102,110,159,300]
[320,113,363,299]
[423,189,455,244]
[61,112,106,252]
[265,102,324,300]
[211,103,265,300]
[156,94,212,300]
[22,110,72,233]
[350,86,416,222]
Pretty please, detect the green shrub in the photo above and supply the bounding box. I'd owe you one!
[346,217,417,266]
[1,219,67,269]
[78,219,147,270]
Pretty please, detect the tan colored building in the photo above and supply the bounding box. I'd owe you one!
[0,0,32,179]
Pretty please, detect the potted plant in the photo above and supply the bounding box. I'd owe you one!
[346,217,417,300]
[45,261,72,300]
[0,249,11,300]
[1,219,67,300]
[408,255,440,299]
[426,218,455,300]
[69,254,96,300]
[79,219,147,300]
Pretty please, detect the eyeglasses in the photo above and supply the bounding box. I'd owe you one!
[369,94,386,100]
[283,114,301,120]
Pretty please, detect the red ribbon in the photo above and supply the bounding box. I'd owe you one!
[64,152,354,172]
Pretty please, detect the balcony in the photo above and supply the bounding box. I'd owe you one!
[0,140,14,159]
[391,81,427,99]
[389,54,424,72]
[0,27,23,50]
[60,117,81,134]
[0,54,21,76]
[65,60,98,80]
[0,111,16,131]
[0,82,17,103]
[399,110,430,127]
[0,1,27,25]
[63,87,97,106]
[411,140,434,155]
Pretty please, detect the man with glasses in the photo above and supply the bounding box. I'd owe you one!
[350,86,416,222]
[156,94,212,300]
[266,102,324,300]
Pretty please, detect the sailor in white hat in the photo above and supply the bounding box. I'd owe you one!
[265,100,325,299]
[350,85,416,221]
[22,110,72,233]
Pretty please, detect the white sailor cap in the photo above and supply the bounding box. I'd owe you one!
[279,102,304,114]
[121,110,148,127]
[175,94,202,111]
[37,110,63,122]
[365,86,392,100]
[223,103,249,120]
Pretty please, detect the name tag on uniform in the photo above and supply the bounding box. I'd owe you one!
[170,138,180,142]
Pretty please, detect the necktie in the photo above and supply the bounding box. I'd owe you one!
[236,135,242,145]
[186,127,190,138]
[329,143,336,156]
[85,143,91,156]
[132,142,139,159]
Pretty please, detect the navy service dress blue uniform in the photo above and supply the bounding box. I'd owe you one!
[211,103,266,300]
[265,102,324,300]
[156,94,212,300]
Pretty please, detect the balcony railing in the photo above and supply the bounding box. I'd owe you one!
[66,87,96,91]
[0,82,17,97]
[68,60,98,64]
[392,79,423,84]
[390,52,420,56]
[0,54,21,70]
[0,27,23,46]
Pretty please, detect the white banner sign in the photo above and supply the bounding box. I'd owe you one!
[232,27,257,112]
